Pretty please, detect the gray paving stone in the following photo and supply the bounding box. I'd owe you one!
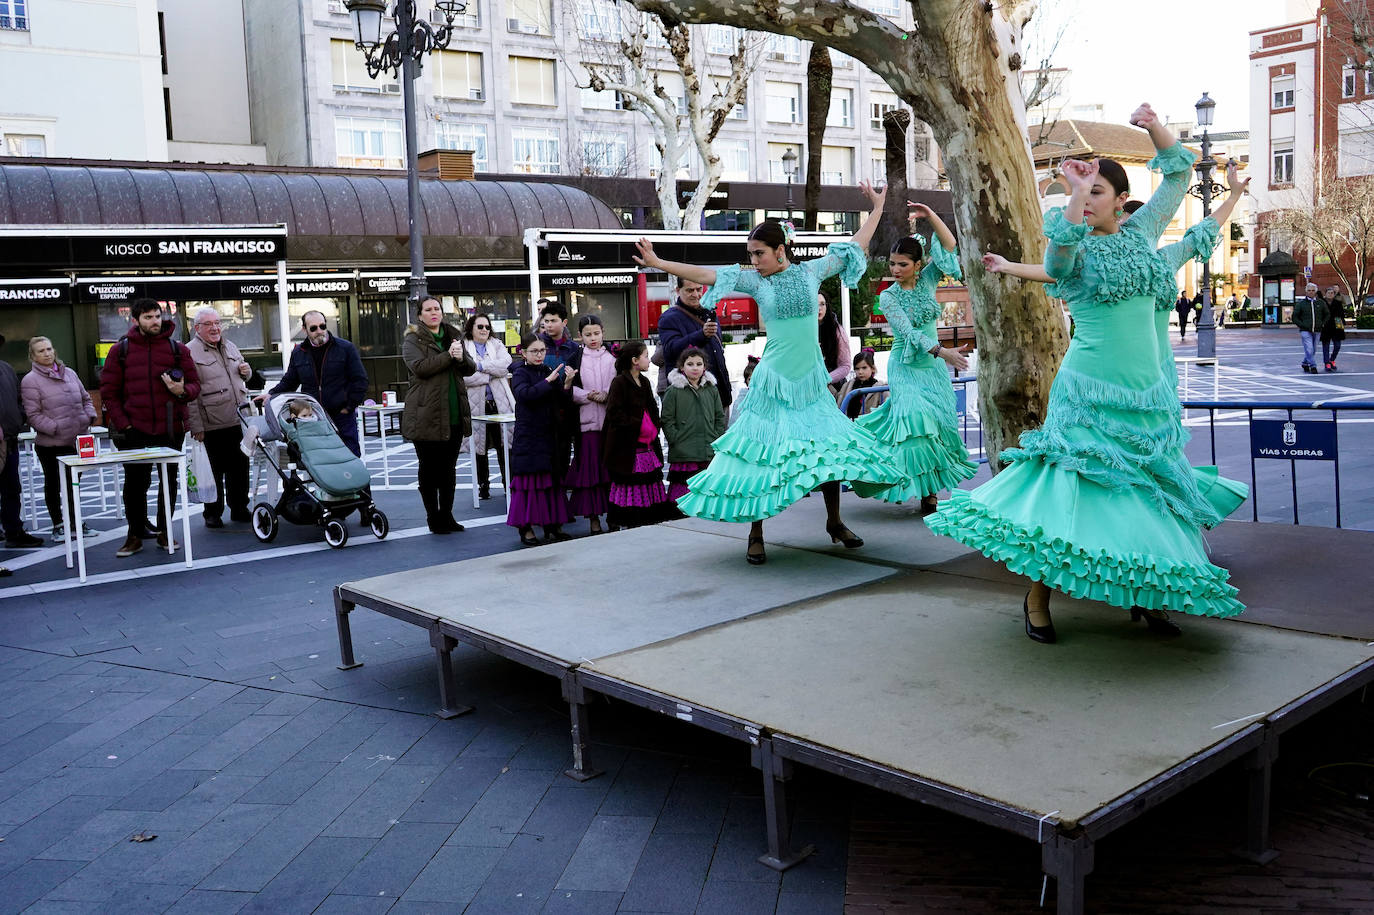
[137,801,285,886]
[236,759,335,806]
[695,879,781,914]
[218,701,353,777]
[142,774,262,834]
[399,845,504,905]
[385,902,464,915]
[777,818,846,897]
[109,769,216,812]
[55,690,152,725]
[313,894,398,914]
[655,773,733,835]
[597,753,678,818]
[70,714,189,768]
[324,763,445,839]
[235,835,376,914]
[289,706,393,762]
[0,723,87,770]
[199,809,325,893]
[444,767,556,847]
[163,889,252,914]
[170,701,261,738]
[254,692,319,716]
[459,718,540,760]
[172,713,294,771]
[0,858,84,915]
[775,891,844,915]
[707,797,780,885]
[401,755,508,825]
[96,881,191,914]
[14,900,101,914]
[540,889,623,914]
[33,809,150,862]
[619,831,714,913]
[395,716,482,767]
[0,792,110,865]
[333,821,454,898]
[556,815,655,893]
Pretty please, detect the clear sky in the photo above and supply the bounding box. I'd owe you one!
[1047,0,1297,133]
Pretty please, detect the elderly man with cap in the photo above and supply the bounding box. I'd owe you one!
[187,307,253,527]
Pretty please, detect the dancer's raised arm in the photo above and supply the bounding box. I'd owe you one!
[849,181,888,251]
[982,253,1052,284]
[909,203,956,253]
[633,239,716,287]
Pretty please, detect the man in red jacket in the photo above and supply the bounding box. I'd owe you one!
[99,299,201,558]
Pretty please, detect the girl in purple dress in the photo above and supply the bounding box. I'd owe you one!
[603,341,679,528]
[507,333,577,545]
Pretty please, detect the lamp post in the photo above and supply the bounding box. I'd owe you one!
[1189,91,1225,359]
[344,0,466,307]
[781,147,798,222]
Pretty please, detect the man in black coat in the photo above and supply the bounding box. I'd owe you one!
[269,311,370,455]
[654,277,733,414]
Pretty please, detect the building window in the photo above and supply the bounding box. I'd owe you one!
[580,132,628,176]
[0,0,27,30]
[766,34,801,63]
[707,25,737,54]
[870,95,900,129]
[870,150,886,183]
[767,142,799,182]
[435,50,483,100]
[3,134,45,156]
[649,145,697,179]
[581,0,621,40]
[1338,129,1374,177]
[450,0,480,29]
[1272,146,1294,185]
[1343,63,1358,98]
[512,127,560,174]
[1271,76,1295,109]
[505,0,550,36]
[1366,67,1374,96]
[766,81,801,124]
[335,116,404,169]
[718,138,749,180]
[655,72,687,117]
[820,145,852,185]
[509,56,556,105]
[581,66,625,111]
[862,0,900,18]
[827,88,853,128]
[436,122,489,172]
[712,77,746,120]
[331,39,396,93]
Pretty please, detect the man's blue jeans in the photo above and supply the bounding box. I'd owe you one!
[1300,330,1319,367]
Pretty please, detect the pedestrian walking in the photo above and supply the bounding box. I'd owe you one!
[1291,284,1328,374]
[662,346,726,501]
[507,333,575,545]
[462,314,513,499]
[602,341,677,529]
[1321,286,1346,372]
[20,336,97,540]
[186,307,253,528]
[567,315,614,534]
[1174,292,1192,340]
[632,183,904,565]
[401,297,476,535]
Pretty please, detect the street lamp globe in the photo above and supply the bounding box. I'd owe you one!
[434,0,468,18]
[345,0,386,50]
[781,146,798,179]
[1195,92,1216,129]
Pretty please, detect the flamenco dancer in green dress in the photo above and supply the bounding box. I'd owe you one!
[855,203,977,513]
[928,103,1246,643]
[632,182,905,565]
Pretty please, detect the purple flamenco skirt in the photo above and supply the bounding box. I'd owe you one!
[608,449,683,529]
[666,460,709,501]
[567,430,611,517]
[506,472,572,528]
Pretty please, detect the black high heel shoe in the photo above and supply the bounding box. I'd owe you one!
[825,522,864,549]
[1130,606,1182,637]
[1023,594,1057,644]
[518,526,540,547]
[746,534,767,565]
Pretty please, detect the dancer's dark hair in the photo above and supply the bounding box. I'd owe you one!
[890,236,925,261]
[749,220,792,258]
[1096,158,1130,197]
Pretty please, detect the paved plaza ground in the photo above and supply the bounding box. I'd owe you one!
[0,328,1371,913]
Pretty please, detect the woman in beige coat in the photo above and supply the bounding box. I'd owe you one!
[461,314,515,500]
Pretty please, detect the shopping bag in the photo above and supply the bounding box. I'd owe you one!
[187,439,218,504]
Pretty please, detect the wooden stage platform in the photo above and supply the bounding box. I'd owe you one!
[333,497,1374,915]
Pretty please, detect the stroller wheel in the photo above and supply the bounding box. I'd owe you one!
[369,510,389,540]
[251,503,278,543]
[324,517,349,549]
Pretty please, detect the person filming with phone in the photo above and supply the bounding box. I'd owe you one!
[654,276,733,417]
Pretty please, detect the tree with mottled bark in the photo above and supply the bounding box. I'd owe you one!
[624,0,1066,464]
[875,109,911,258]
[803,43,832,231]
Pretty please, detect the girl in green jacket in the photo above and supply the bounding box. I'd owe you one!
[662,347,727,501]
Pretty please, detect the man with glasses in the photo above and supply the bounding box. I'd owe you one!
[268,311,369,455]
[187,306,253,528]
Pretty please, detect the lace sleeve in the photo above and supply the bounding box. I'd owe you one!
[1158,217,1220,273]
[1042,207,1090,282]
[1127,142,1198,245]
[803,242,868,287]
[702,264,761,309]
[923,237,961,283]
[881,287,938,356]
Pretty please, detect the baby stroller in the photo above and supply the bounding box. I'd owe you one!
[240,394,389,548]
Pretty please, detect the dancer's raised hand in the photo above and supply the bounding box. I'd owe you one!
[632,237,661,269]
[940,343,973,372]
[1225,161,1250,196]
[982,252,1010,273]
[1129,103,1158,130]
[859,180,887,211]
[1060,158,1098,192]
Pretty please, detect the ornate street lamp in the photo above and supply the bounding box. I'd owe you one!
[1189,91,1226,359]
[344,0,467,305]
[781,147,799,222]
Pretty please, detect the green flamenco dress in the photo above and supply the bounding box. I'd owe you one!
[853,238,977,502]
[926,142,1245,617]
[675,243,906,522]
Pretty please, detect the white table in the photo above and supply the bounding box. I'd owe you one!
[59,447,191,583]
[356,403,407,489]
[1177,356,1222,399]
[470,413,515,509]
[20,426,112,528]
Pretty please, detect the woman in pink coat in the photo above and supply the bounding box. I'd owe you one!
[20,336,97,540]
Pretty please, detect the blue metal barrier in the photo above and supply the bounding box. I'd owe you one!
[1182,399,1374,528]
[838,375,985,463]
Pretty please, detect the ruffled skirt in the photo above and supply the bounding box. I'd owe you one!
[567,430,610,517]
[667,461,709,500]
[676,360,906,522]
[926,340,1247,617]
[853,357,977,502]
[608,449,680,528]
[506,472,572,528]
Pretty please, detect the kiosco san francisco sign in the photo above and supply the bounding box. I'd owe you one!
[0,226,288,270]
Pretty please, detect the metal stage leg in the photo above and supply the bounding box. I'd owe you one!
[1042,832,1094,915]
[562,675,603,782]
[429,629,473,720]
[755,738,815,871]
[1236,733,1280,864]
[334,591,364,671]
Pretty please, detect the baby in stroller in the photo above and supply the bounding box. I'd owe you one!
[241,394,389,548]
